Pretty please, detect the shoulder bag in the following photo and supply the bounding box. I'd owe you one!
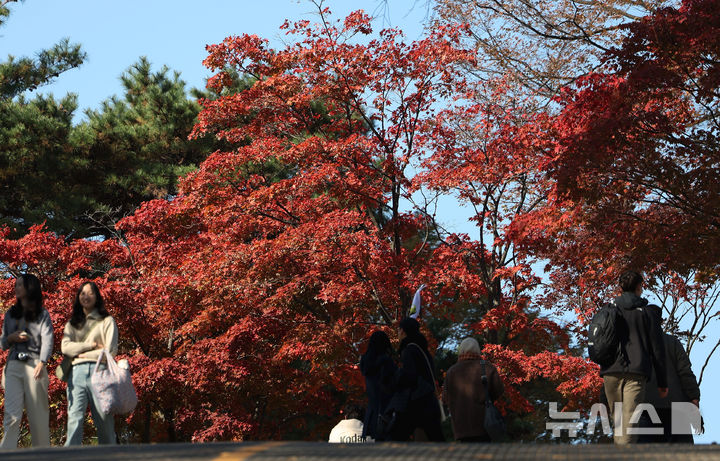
[90,349,138,415]
[481,360,506,441]
[409,343,448,422]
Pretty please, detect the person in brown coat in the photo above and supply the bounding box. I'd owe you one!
[442,337,504,442]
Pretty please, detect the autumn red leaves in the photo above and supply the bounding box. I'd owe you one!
[2,0,717,442]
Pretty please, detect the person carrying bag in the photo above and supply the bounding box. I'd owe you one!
[383,318,445,441]
[443,337,505,442]
[409,343,447,424]
[61,282,120,446]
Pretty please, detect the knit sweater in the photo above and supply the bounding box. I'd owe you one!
[0,309,54,362]
[61,310,118,365]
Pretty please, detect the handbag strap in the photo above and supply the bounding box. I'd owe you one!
[408,343,439,394]
[93,349,108,374]
[93,348,121,376]
[481,360,492,403]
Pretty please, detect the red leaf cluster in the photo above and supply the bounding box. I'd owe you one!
[0,8,610,441]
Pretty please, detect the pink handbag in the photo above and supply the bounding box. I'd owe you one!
[90,349,138,415]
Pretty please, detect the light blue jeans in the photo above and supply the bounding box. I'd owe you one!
[65,362,116,445]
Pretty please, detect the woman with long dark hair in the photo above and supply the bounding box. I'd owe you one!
[60,281,118,445]
[360,330,396,441]
[0,274,54,448]
[387,317,444,441]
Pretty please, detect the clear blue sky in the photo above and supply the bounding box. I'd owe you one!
[2,0,430,119]
[3,0,717,444]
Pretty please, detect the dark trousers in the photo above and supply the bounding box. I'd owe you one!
[389,394,445,442]
[638,407,695,444]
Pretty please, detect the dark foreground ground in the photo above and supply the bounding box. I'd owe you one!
[1,441,719,461]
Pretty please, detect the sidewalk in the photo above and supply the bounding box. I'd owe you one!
[1,441,719,461]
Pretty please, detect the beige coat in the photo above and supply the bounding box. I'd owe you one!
[61,310,118,365]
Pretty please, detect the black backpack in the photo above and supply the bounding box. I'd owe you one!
[588,302,621,367]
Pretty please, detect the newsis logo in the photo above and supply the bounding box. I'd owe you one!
[546,402,702,438]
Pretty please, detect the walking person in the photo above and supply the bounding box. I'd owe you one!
[601,271,668,444]
[61,281,119,445]
[359,330,396,441]
[0,274,54,448]
[442,337,504,442]
[386,317,444,442]
[639,306,701,443]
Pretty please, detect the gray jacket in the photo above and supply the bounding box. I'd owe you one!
[0,309,54,362]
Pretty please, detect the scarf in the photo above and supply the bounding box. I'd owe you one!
[458,352,484,362]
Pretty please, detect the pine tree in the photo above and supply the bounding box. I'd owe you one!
[0,1,85,100]
[74,57,228,236]
[0,0,86,234]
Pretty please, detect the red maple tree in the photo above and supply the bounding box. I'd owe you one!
[1,6,606,442]
[109,7,481,441]
[514,0,720,383]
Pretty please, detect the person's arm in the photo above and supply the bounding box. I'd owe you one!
[0,313,10,351]
[394,347,419,390]
[379,355,397,393]
[442,368,451,405]
[489,363,504,401]
[673,336,700,401]
[646,309,668,389]
[78,317,118,361]
[61,322,94,357]
[38,310,54,363]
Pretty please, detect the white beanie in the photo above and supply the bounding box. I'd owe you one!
[458,337,481,355]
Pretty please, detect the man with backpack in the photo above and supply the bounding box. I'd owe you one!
[593,271,668,444]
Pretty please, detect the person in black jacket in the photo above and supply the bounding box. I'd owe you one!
[360,331,396,441]
[386,317,444,442]
[640,306,701,443]
[601,271,668,444]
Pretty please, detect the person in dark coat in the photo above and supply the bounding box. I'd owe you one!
[639,306,701,443]
[442,337,504,442]
[387,317,444,442]
[359,331,396,441]
[600,271,668,444]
